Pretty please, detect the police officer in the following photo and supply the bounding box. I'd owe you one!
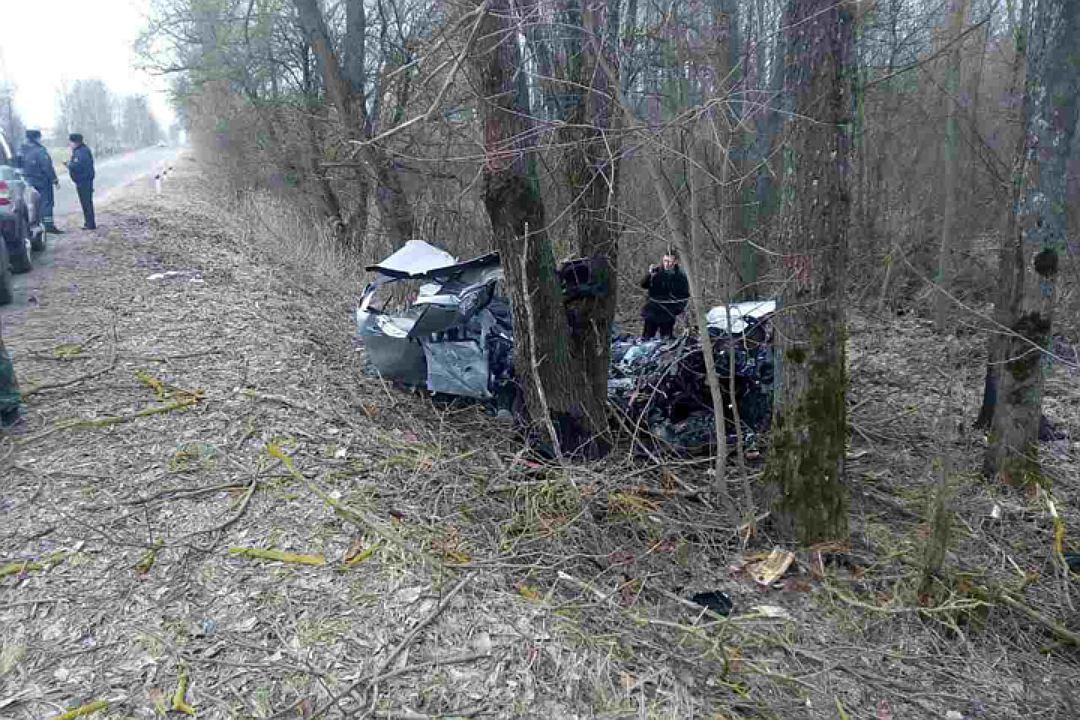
[0,321,20,428]
[639,252,690,339]
[17,129,62,233]
[67,133,96,230]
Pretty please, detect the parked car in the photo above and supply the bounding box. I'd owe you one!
[0,130,47,305]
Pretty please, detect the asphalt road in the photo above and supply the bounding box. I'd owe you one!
[54,144,181,221]
[3,145,182,311]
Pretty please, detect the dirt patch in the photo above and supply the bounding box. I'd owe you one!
[1,156,1078,719]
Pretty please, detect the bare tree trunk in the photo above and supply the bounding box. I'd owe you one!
[976,1,1029,430]
[984,0,1080,483]
[745,10,786,300]
[762,0,855,544]
[471,0,608,458]
[293,0,412,250]
[686,151,738,518]
[559,0,622,444]
[934,0,969,333]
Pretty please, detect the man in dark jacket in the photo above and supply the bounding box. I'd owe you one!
[67,133,96,230]
[0,321,20,428]
[640,253,690,338]
[17,129,62,233]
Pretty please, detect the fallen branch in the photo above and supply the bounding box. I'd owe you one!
[0,551,66,579]
[309,575,473,719]
[367,651,490,686]
[228,547,325,566]
[21,360,116,400]
[372,708,485,720]
[171,664,195,716]
[266,443,447,567]
[123,481,249,507]
[306,479,442,566]
[378,575,472,674]
[242,389,343,426]
[17,396,202,445]
[52,700,109,720]
[997,592,1080,646]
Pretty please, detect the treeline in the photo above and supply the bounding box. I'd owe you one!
[140,0,1079,542]
[0,80,27,148]
[55,79,163,155]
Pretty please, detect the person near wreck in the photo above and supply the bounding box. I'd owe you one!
[66,133,96,230]
[0,320,20,428]
[639,253,689,338]
[16,129,62,233]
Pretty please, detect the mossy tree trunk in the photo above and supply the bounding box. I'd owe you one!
[984,0,1080,483]
[471,0,609,459]
[762,0,856,545]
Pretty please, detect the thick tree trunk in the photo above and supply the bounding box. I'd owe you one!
[976,0,1029,430]
[559,0,621,446]
[984,0,1080,483]
[934,0,969,333]
[762,0,855,544]
[471,0,608,458]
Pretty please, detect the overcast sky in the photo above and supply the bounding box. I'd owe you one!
[0,0,174,133]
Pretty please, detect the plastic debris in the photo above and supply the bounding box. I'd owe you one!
[749,548,796,586]
[748,604,794,620]
[609,312,774,456]
[689,591,733,616]
[146,270,201,282]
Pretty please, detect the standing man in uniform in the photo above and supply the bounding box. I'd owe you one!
[0,320,20,428]
[639,252,690,339]
[17,129,62,233]
[67,133,96,230]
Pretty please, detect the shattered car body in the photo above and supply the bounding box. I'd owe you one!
[609,300,775,454]
[357,242,776,453]
[356,241,514,403]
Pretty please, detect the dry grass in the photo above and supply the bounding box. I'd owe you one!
[0,154,1077,720]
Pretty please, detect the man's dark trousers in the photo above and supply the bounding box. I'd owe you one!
[643,318,675,339]
[31,181,55,225]
[76,182,95,229]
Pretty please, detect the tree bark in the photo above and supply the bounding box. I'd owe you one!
[976,1,1029,430]
[745,9,786,300]
[762,0,855,545]
[293,0,413,250]
[558,0,621,447]
[984,0,1080,483]
[934,0,969,333]
[470,0,608,458]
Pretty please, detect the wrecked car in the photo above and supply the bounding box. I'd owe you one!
[356,241,515,408]
[356,241,776,453]
[609,300,775,454]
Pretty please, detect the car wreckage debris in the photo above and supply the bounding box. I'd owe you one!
[357,241,775,455]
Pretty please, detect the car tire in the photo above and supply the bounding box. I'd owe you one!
[29,211,46,252]
[6,213,32,274]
